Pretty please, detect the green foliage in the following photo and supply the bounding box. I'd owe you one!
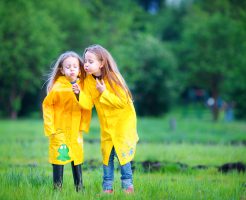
[0,0,63,117]
[0,0,246,118]
[177,1,246,120]
[147,6,187,41]
[82,0,140,47]
[35,0,92,51]
[180,9,240,89]
[223,23,246,119]
[113,33,178,116]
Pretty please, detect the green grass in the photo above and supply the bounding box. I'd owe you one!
[0,114,245,144]
[137,116,246,144]
[135,143,246,166]
[0,167,245,200]
[0,116,245,199]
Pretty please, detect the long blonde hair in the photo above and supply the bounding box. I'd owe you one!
[82,44,132,100]
[45,51,85,94]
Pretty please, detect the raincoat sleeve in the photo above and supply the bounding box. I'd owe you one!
[78,90,94,110]
[42,91,56,136]
[79,109,92,133]
[99,87,129,109]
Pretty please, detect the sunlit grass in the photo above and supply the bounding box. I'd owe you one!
[0,114,245,144]
[0,115,245,199]
[0,167,245,200]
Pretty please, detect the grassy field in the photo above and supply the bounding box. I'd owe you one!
[0,113,245,199]
[0,167,245,200]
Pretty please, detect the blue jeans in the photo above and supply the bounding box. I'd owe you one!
[102,147,133,190]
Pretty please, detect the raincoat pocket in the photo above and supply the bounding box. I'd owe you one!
[50,132,66,145]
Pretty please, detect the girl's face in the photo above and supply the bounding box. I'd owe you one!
[61,56,80,82]
[84,51,103,76]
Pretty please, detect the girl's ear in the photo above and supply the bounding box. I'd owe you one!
[99,61,104,69]
[60,67,64,75]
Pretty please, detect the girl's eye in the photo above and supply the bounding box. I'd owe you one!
[65,66,71,69]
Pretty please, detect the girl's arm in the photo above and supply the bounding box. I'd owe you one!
[72,83,93,133]
[99,89,129,109]
[96,79,129,109]
[79,90,94,109]
[42,91,56,136]
[72,83,94,110]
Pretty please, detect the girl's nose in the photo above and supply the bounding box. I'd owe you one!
[84,66,89,70]
[71,66,77,71]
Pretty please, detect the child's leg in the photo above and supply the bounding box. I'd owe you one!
[71,161,83,192]
[120,162,133,190]
[52,164,64,190]
[102,147,115,191]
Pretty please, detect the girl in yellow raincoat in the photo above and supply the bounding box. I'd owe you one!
[42,51,91,191]
[72,44,139,194]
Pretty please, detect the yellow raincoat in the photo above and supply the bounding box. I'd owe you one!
[42,76,91,165]
[79,75,139,165]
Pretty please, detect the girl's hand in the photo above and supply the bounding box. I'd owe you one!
[72,83,80,94]
[96,78,106,93]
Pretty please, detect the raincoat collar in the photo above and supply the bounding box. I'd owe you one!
[57,76,80,85]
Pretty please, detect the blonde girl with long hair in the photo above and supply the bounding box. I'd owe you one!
[42,51,91,191]
[73,44,139,194]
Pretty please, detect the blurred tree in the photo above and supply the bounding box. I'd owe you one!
[82,0,141,48]
[136,0,162,14]
[225,63,246,119]
[113,33,177,116]
[0,0,63,118]
[1,0,245,119]
[179,1,246,121]
[83,0,178,116]
[221,0,246,119]
[146,5,187,42]
[35,0,92,52]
